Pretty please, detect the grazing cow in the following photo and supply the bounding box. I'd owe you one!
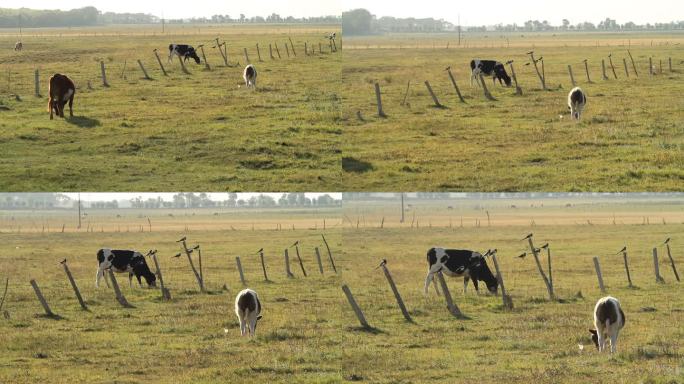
[589,296,625,353]
[243,64,257,88]
[168,44,201,64]
[48,74,75,120]
[14,42,22,51]
[326,32,337,40]
[235,289,263,337]
[95,249,157,288]
[424,248,499,295]
[470,59,512,87]
[568,86,587,120]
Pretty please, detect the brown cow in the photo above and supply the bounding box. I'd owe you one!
[48,74,75,120]
[14,42,23,51]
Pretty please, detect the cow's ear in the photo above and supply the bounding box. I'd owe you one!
[257,315,263,320]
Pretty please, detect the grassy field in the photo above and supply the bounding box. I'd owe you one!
[339,198,683,383]
[341,31,684,191]
[0,208,343,383]
[0,24,341,191]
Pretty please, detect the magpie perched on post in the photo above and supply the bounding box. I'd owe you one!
[176,236,186,243]
[522,233,533,240]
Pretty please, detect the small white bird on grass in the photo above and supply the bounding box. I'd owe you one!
[578,343,585,353]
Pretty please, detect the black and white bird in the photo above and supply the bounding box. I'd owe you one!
[522,233,533,240]
[176,236,187,243]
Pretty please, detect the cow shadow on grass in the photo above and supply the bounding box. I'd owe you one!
[346,325,386,334]
[66,116,100,128]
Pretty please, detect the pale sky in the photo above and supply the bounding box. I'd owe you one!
[63,193,341,202]
[344,0,682,26]
[3,0,342,19]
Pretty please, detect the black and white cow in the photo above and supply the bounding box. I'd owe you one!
[168,44,201,64]
[14,42,23,51]
[568,86,587,120]
[243,64,257,88]
[424,248,499,295]
[589,296,625,353]
[95,248,156,288]
[470,59,512,87]
[235,288,263,337]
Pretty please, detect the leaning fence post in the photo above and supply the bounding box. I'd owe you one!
[293,242,307,277]
[568,64,576,87]
[380,263,412,322]
[315,247,324,274]
[608,54,618,79]
[528,51,546,90]
[61,261,87,310]
[269,44,274,59]
[627,50,639,77]
[137,60,151,80]
[593,257,606,293]
[601,59,609,80]
[527,236,554,300]
[275,43,281,59]
[108,270,133,308]
[446,68,465,103]
[198,45,210,70]
[653,248,664,283]
[623,58,630,78]
[665,242,680,282]
[179,239,205,292]
[284,249,294,278]
[285,42,291,58]
[507,61,523,95]
[34,69,40,97]
[436,272,463,317]
[177,55,190,74]
[321,235,337,273]
[583,59,592,83]
[424,80,444,107]
[150,252,171,300]
[304,42,308,56]
[374,82,387,117]
[622,249,633,287]
[288,37,297,56]
[256,43,262,62]
[491,254,513,309]
[153,49,168,76]
[236,256,246,285]
[259,250,269,281]
[649,57,654,76]
[100,61,109,87]
[243,48,250,64]
[668,57,672,72]
[341,284,369,328]
[478,73,496,101]
[30,279,55,317]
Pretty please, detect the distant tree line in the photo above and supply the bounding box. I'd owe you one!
[343,192,684,201]
[0,7,339,28]
[342,8,683,35]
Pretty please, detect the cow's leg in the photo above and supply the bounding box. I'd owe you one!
[463,275,469,294]
[129,272,134,288]
[249,313,257,337]
[48,98,54,120]
[423,272,435,295]
[104,270,111,288]
[68,95,74,117]
[136,274,143,288]
[59,101,66,118]
[472,278,480,294]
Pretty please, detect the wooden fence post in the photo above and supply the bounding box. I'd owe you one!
[665,243,680,282]
[400,80,411,106]
[304,42,308,56]
[197,247,204,284]
[424,80,443,107]
[608,55,618,79]
[61,261,87,310]
[285,42,291,58]
[380,263,412,322]
[284,249,294,278]
[293,243,307,277]
[341,284,369,328]
[289,37,297,56]
[315,247,324,274]
[29,279,55,317]
[622,249,633,287]
[568,64,576,87]
[601,59,609,80]
[507,61,523,95]
[198,45,210,70]
[319,42,323,54]
[478,73,496,101]
[236,256,246,285]
[446,68,465,103]
[100,61,109,87]
[593,257,606,292]
[108,270,133,308]
[137,60,151,80]
[649,57,654,76]
[243,48,250,64]
[259,250,269,281]
[623,58,629,78]
[375,82,387,117]
[668,57,672,72]
[179,239,204,292]
[150,253,171,300]
[627,50,639,77]
[491,254,513,309]
[322,235,337,273]
[528,52,546,90]
[177,55,190,74]
[527,236,554,299]
[583,59,592,83]
[653,248,664,283]
[269,44,274,59]
[436,272,463,317]
[546,247,553,290]
[153,49,168,76]
[34,69,40,97]
[275,43,281,58]
[256,43,262,61]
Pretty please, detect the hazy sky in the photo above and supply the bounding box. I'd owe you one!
[345,0,681,25]
[62,193,341,202]
[3,0,342,19]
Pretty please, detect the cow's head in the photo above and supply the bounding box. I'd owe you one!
[187,49,201,64]
[132,257,157,287]
[495,64,512,86]
[471,255,499,294]
[588,329,599,349]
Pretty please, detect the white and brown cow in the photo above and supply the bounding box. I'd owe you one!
[95,248,157,288]
[470,59,512,87]
[568,86,587,120]
[48,74,75,120]
[589,296,625,353]
[235,288,263,337]
[424,248,499,295]
[14,42,23,51]
[243,64,257,89]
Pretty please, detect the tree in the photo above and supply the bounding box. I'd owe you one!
[342,8,373,35]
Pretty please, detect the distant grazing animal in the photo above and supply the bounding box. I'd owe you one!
[568,86,587,120]
[326,32,337,40]
[470,59,512,87]
[235,289,263,337]
[96,249,157,288]
[14,42,22,51]
[589,296,625,353]
[243,64,257,88]
[168,44,201,64]
[48,74,75,120]
[424,248,499,295]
